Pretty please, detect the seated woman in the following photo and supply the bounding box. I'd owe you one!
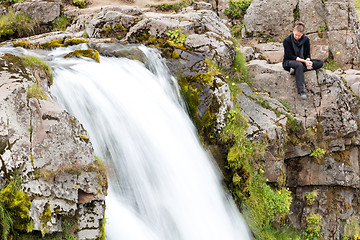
[282,21,324,100]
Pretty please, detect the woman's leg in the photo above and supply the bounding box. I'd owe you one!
[287,60,306,94]
[311,59,324,70]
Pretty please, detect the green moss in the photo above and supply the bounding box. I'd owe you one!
[27,84,48,100]
[97,218,106,240]
[79,134,89,143]
[64,38,89,46]
[40,39,65,49]
[172,50,180,59]
[343,216,360,240]
[0,175,33,239]
[167,28,186,44]
[40,202,51,236]
[332,150,351,165]
[64,49,100,63]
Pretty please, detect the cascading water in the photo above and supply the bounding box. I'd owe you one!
[3,44,252,240]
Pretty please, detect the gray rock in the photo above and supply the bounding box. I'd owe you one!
[193,2,213,11]
[0,55,106,239]
[13,0,60,24]
[239,46,254,61]
[244,0,298,40]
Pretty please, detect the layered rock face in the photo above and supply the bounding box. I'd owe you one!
[244,0,360,68]
[0,55,106,239]
[238,56,360,239]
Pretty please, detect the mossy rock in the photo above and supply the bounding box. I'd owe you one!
[64,38,89,46]
[64,49,100,63]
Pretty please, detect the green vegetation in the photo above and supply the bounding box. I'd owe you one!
[64,49,100,63]
[73,0,87,8]
[21,55,53,86]
[354,0,360,18]
[279,99,291,112]
[323,58,339,72]
[0,10,35,40]
[27,84,48,100]
[310,147,326,158]
[0,0,22,6]
[293,5,300,20]
[64,38,89,46]
[14,38,89,50]
[53,16,69,31]
[224,0,252,19]
[305,191,317,206]
[286,114,301,134]
[304,213,323,240]
[151,0,194,12]
[167,28,186,44]
[0,175,33,240]
[343,216,360,240]
[232,50,250,83]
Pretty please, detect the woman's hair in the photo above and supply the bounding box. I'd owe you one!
[294,21,305,33]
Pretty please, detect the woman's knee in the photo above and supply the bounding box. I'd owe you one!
[291,61,304,69]
[312,59,324,69]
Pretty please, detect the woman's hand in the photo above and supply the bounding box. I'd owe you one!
[305,59,313,70]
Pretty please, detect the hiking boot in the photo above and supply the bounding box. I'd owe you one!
[300,92,307,100]
[290,68,295,75]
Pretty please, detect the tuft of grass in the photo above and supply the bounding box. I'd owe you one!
[27,84,48,100]
[21,55,53,85]
[232,50,250,83]
[0,10,35,40]
[53,16,69,31]
[224,0,252,19]
[323,58,339,72]
[279,99,291,112]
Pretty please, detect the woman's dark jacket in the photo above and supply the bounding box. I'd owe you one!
[282,33,311,70]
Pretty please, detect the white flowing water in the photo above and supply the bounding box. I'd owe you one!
[3,45,252,240]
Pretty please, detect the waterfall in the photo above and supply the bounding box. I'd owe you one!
[4,44,252,240]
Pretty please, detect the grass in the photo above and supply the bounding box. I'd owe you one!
[21,55,53,85]
[323,58,339,72]
[27,84,48,100]
[53,16,69,31]
[0,10,35,40]
[232,50,250,83]
[150,0,194,12]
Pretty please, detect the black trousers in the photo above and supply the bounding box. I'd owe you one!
[285,59,324,94]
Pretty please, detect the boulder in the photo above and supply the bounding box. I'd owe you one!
[12,0,60,24]
[253,42,284,64]
[244,0,298,41]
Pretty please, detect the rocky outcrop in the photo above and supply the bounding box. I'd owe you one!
[0,54,106,239]
[243,0,360,68]
[13,0,61,24]
[238,57,360,239]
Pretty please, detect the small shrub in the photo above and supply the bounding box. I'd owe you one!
[305,191,317,205]
[0,10,35,40]
[73,0,86,8]
[304,213,322,240]
[310,147,326,158]
[53,15,69,31]
[225,0,252,19]
[82,30,89,38]
[286,114,301,133]
[27,84,48,100]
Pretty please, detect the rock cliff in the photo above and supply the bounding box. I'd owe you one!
[0,54,107,239]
